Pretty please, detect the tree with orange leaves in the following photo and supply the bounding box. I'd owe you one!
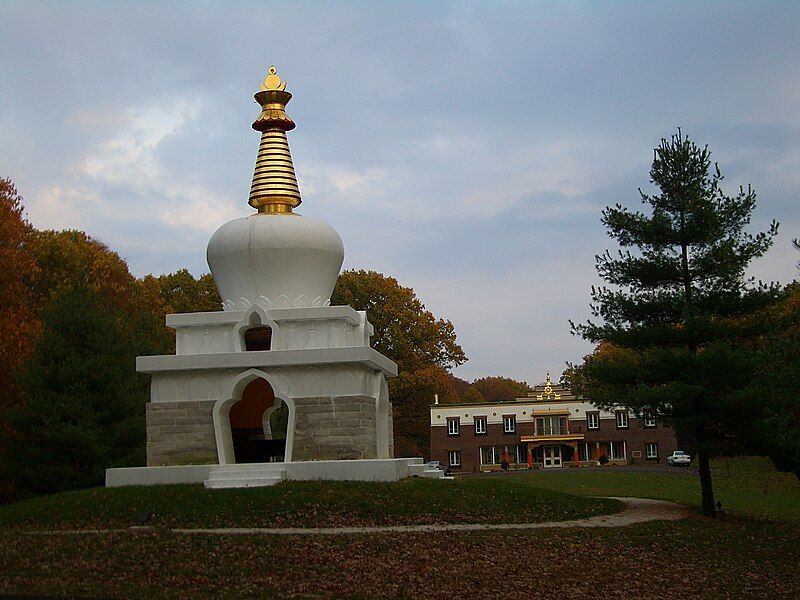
[0,178,40,413]
[331,270,466,458]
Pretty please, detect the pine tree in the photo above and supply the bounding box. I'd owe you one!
[571,130,779,516]
[5,279,156,494]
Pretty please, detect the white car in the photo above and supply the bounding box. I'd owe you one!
[666,450,692,466]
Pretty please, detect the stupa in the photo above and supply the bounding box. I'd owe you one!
[106,67,441,487]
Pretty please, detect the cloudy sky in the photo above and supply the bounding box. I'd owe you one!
[2,1,799,384]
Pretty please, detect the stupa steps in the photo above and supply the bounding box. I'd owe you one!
[203,463,287,489]
[407,463,447,479]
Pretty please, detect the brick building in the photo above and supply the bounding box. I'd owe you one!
[430,373,678,472]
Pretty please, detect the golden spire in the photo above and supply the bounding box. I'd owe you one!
[248,66,301,214]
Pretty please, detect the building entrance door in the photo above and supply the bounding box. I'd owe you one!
[543,445,562,468]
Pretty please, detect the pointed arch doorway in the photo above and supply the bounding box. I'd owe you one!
[229,377,287,463]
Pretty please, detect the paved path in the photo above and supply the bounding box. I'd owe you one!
[15,497,691,537]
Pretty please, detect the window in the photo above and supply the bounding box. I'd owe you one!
[474,416,487,435]
[503,415,516,433]
[616,411,629,429]
[480,446,499,465]
[587,412,599,430]
[515,445,528,464]
[244,326,272,351]
[609,441,626,460]
[535,416,568,435]
[578,442,591,462]
[447,418,460,436]
[644,412,657,428]
[448,450,461,467]
[645,443,658,459]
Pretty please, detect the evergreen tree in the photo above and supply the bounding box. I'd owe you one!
[5,279,156,494]
[571,130,779,516]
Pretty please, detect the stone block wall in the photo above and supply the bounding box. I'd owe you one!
[293,395,377,461]
[147,400,218,466]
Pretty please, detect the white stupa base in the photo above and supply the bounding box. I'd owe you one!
[105,457,447,488]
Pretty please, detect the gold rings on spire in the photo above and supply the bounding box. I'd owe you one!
[248,66,301,213]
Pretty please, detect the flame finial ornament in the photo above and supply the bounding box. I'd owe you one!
[248,66,301,213]
[259,66,287,92]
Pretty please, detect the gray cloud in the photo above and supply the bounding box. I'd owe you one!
[2,1,798,384]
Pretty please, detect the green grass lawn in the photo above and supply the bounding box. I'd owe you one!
[0,477,621,531]
[509,456,800,522]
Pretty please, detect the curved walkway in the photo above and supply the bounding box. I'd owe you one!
[173,497,690,536]
[15,497,690,537]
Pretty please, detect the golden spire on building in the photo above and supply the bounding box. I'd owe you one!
[248,66,301,214]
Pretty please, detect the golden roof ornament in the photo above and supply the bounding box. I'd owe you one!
[536,372,561,401]
[248,66,301,214]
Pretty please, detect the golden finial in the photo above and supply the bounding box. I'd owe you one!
[536,372,561,401]
[248,65,301,214]
[259,66,287,92]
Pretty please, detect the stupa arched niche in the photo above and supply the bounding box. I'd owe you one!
[213,369,296,465]
[106,66,438,488]
[236,307,280,352]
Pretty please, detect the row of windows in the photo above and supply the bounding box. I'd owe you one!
[589,411,656,430]
[448,415,517,436]
[446,442,661,467]
[447,411,657,436]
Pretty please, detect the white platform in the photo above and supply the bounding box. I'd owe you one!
[105,457,447,488]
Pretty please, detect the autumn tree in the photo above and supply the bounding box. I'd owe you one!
[470,376,531,402]
[390,365,462,457]
[332,270,465,372]
[447,373,470,400]
[0,179,41,500]
[0,222,174,495]
[740,279,800,480]
[140,269,221,315]
[0,179,40,413]
[571,130,779,516]
[331,270,466,457]
[462,387,485,404]
[28,230,139,313]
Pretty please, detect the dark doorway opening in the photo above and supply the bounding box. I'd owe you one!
[229,378,286,463]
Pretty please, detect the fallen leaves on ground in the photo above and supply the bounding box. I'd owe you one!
[1,518,797,599]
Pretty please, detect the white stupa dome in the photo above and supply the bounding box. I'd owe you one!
[207,66,344,312]
[207,213,343,311]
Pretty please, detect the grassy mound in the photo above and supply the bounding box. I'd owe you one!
[0,477,622,531]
